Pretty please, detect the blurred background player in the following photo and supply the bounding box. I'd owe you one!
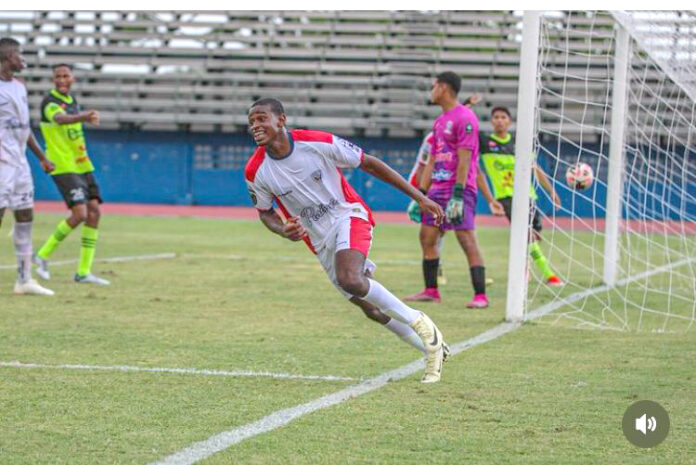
[245,98,448,382]
[405,72,489,308]
[478,106,563,286]
[0,37,54,295]
[33,63,109,285]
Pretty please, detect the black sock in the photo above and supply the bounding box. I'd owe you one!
[423,258,439,289]
[470,266,486,294]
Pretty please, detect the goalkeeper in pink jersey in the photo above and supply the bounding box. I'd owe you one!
[404,72,489,308]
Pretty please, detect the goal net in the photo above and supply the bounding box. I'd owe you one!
[523,11,696,332]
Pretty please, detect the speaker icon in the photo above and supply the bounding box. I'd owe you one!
[635,414,657,435]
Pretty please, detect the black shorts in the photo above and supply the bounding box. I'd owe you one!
[499,196,542,233]
[52,172,103,208]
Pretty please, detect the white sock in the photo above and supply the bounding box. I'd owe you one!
[363,278,421,325]
[385,319,426,354]
[13,221,33,284]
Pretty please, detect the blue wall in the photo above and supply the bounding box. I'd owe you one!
[29,130,695,220]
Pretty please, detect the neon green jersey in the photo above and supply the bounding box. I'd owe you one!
[39,89,94,175]
[479,132,537,201]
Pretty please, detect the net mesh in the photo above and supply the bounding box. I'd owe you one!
[526,11,696,332]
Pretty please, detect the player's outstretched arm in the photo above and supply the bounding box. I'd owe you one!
[477,169,505,216]
[26,130,54,173]
[534,165,561,210]
[258,208,307,241]
[360,154,443,224]
[54,110,100,126]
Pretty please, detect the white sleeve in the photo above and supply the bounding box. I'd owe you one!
[417,136,431,166]
[325,135,365,169]
[246,179,273,211]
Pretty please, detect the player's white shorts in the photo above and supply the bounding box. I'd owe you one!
[0,162,34,211]
[317,215,376,299]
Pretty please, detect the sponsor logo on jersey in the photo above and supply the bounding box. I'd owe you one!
[300,198,339,222]
[339,138,361,155]
[3,117,29,130]
[248,189,258,205]
[433,151,453,163]
[444,121,453,135]
[432,169,453,182]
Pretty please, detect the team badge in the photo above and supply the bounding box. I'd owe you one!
[444,121,453,135]
[311,170,322,182]
[466,123,473,133]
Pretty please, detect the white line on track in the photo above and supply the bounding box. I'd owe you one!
[0,361,358,382]
[0,252,176,270]
[148,256,693,465]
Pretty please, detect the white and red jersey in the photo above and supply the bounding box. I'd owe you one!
[0,78,31,169]
[245,129,374,253]
[407,132,433,188]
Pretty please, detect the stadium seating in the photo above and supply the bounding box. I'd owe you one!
[0,10,676,137]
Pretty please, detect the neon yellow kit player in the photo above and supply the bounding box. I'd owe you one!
[477,106,563,286]
[33,64,109,285]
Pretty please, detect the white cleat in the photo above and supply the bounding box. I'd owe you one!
[74,273,110,286]
[14,279,55,296]
[409,312,445,383]
[32,254,51,280]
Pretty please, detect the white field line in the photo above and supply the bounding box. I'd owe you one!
[148,256,694,465]
[0,252,176,270]
[0,361,358,382]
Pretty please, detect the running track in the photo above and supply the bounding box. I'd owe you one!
[34,201,695,235]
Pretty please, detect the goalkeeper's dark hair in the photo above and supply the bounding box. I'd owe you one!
[491,106,512,118]
[435,71,461,96]
[0,37,20,62]
[250,98,285,116]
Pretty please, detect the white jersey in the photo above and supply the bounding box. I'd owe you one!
[0,78,31,169]
[407,131,433,187]
[245,129,374,253]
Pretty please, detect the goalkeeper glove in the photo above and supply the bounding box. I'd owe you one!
[407,200,422,223]
[445,183,465,224]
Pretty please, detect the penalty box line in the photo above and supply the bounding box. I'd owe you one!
[148,256,694,465]
[0,361,358,383]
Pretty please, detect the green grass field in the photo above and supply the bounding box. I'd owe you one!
[1,213,694,464]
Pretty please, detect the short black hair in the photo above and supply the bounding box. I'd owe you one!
[52,63,74,71]
[0,37,20,62]
[435,71,461,96]
[250,98,285,116]
[491,106,512,118]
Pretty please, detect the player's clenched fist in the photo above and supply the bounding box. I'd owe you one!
[419,197,444,226]
[282,217,307,241]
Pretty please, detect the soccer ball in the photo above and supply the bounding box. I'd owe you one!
[565,162,594,190]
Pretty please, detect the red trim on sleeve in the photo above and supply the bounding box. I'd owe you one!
[273,195,317,255]
[291,129,333,144]
[244,146,266,182]
[336,168,375,226]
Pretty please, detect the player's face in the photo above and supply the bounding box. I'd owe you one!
[430,80,444,104]
[248,105,285,146]
[3,46,26,73]
[491,111,511,133]
[53,66,74,94]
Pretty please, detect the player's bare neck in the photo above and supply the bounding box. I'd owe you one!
[266,130,292,160]
[0,67,13,82]
[440,97,459,113]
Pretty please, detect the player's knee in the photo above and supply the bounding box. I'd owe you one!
[337,271,368,297]
[87,205,101,223]
[71,206,87,224]
[14,208,33,222]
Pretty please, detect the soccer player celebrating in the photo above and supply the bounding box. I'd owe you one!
[478,106,563,286]
[0,38,55,295]
[245,98,448,383]
[33,63,109,285]
[405,72,489,308]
